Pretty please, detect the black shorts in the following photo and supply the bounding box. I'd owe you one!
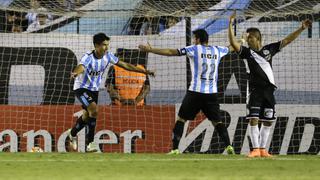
[74,88,99,110]
[178,91,220,122]
[247,86,276,121]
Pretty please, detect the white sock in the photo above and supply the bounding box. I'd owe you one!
[250,125,260,149]
[260,124,272,149]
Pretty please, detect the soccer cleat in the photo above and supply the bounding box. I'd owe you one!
[86,142,99,153]
[225,145,235,155]
[67,129,77,151]
[247,148,261,158]
[260,149,273,157]
[167,149,181,155]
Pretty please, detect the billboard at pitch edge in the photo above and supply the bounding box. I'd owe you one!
[178,104,320,155]
[0,104,319,155]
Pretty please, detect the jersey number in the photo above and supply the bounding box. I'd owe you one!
[201,63,215,80]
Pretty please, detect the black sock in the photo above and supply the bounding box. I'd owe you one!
[87,117,97,144]
[172,120,185,150]
[71,116,86,137]
[215,123,231,147]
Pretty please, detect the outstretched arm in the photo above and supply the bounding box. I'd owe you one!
[116,60,155,76]
[228,11,241,53]
[139,43,179,56]
[280,19,312,49]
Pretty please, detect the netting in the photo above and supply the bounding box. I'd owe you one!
[0,0,319,154]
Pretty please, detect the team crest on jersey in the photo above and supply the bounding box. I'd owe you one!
[263,49,270,55]
[263,49,271,61]
[181,49,186,55]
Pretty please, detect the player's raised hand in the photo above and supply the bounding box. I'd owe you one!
[229,10,236,22]
[146,69,155,77]
[301,19,312,30]
[139,42,152,52]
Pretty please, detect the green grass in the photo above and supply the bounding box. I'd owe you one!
[0,153,319,180]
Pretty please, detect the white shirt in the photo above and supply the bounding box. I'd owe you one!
[178,45,229,94]
[73,51,119,91]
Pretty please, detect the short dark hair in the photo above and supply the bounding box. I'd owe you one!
[192,29,208,44]
[246,27,262,42]
[93,33,110,45]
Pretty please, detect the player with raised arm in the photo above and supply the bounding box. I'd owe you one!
[139,29,235,155]
[228,11,312,157]
[68,33,154,152]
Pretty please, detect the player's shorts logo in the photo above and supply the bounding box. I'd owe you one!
[264,108,274,119]
[83,92,92,101]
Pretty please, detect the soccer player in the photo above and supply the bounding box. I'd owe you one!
[228,11,312,157]
[68,33,154,152]
[139,29,235,154]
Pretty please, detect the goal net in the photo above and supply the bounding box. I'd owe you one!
[0,0,319,154]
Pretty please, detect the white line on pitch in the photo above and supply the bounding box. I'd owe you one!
[0,158,311,162]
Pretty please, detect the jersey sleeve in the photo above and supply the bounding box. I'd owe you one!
[108,52,119,64]
[217,46,229,57]
[178,45,195,57]
[265,41,281,56]
[237,45,251,59]
[79,53,91,68]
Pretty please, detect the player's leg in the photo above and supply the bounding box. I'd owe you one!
[247,88,264,157]
[68,89,92,151]
[259,120,273,157]
[168,117,186,154]
[86,102,98,151]
[71,89,92,136]
[169,91,200,154]
[70,89,99,152]
[248,118,260,157]
[259,87,276,157]
[68,110,88,151]
[70,110,88,137]
[212,121,235,154]
[202,93,234,154]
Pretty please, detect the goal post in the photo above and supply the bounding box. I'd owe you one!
[0,0,319,154]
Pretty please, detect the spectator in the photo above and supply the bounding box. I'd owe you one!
[26,12,52,32]
[63,0,76,11]
[139,17,152,35]
[166,16,178,28]
[158,17,166,33]
[106,49,150,106]
[12,20,23,32]
[25,1,52,26]
[5,11,28,32]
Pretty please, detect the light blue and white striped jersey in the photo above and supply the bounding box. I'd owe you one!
[73,51,119,91]
[178,45,229,94]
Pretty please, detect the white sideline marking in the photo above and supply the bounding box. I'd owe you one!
[0,158,312,162]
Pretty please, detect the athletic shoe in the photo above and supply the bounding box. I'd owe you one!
[225,145,235,155]
[167,149,181,155]
[86,142,99,153]
[248,148,261,158]
[67,129,77,151]
[260,149,273,157]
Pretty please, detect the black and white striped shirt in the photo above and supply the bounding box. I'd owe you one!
[238,41,281,89]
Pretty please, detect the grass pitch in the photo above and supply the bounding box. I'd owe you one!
[0,153,319,180]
